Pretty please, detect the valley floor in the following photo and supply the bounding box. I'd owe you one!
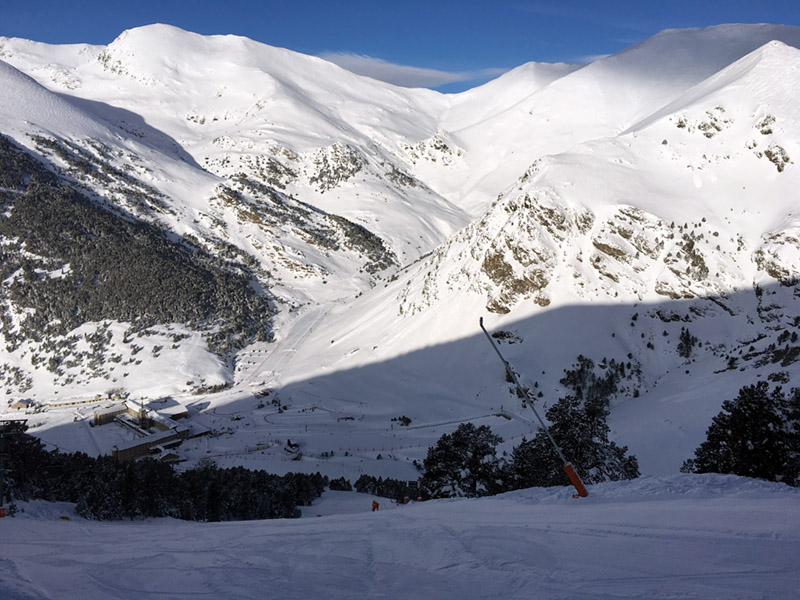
[2,474,798,599]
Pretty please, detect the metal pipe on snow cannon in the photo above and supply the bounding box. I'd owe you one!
[479,317,588,498]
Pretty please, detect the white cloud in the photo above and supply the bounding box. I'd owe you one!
[318,52,507,89]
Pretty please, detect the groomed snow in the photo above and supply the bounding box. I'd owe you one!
[2,474,798,599]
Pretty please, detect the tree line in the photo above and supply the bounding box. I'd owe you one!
[5,366,796,521]
[4,432,325,521]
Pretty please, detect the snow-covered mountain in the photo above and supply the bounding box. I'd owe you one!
[1,23,799,480]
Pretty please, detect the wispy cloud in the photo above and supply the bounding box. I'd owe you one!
[318,52,507,89]
[513,2,658,35]
[575,53,611,64]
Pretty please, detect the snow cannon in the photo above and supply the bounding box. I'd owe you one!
[562,463,589,498]
[479,318,589,499]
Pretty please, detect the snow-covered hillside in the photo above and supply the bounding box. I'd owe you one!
[0,25,469,265]
[2,474,799,600]
[1,23,799,482]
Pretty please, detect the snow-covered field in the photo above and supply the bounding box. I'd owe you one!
[2,474,798,600]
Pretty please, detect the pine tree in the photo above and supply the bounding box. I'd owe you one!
[677,327,698,359]
[420,423,504,498]
[686,382,799,485]
[509,394,639,488]
[509,435,564,488]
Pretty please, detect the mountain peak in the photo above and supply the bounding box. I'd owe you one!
[1,23,800,486]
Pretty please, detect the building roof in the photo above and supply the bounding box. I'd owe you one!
[93,403,126,417]
[186,422,211,437]
[146,398,189,418]
[113,428,182,452]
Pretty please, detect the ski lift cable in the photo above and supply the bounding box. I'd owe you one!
[479,317,588,498]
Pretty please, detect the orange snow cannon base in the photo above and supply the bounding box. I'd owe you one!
[563,463,589,498]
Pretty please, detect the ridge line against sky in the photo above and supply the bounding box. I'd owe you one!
[4,1,800,92]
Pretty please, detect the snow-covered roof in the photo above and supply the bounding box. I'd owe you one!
[113,428,183,452]
[186,422,211,437]
[124,400,145,413]
[151,403,188,418]
[93,403,125,417]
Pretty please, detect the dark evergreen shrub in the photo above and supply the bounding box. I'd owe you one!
[677,327,699,359]
[419,423,504,498]
[509,393,639,488]
[683,382,799,486]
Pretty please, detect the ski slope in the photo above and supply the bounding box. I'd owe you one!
[2,474,798,600]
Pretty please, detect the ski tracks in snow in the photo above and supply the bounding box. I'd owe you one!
[241,304,330,387]
[2,481,800,600]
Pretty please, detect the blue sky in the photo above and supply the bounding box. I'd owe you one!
[4,1,800,91]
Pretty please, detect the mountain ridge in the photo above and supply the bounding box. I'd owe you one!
[0,23,799,483]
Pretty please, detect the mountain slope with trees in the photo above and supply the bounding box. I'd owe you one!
[0,24,799,486]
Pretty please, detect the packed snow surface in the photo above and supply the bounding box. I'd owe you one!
[2,475,799,599]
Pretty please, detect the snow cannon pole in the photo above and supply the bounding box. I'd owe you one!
[479,317,588,498]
